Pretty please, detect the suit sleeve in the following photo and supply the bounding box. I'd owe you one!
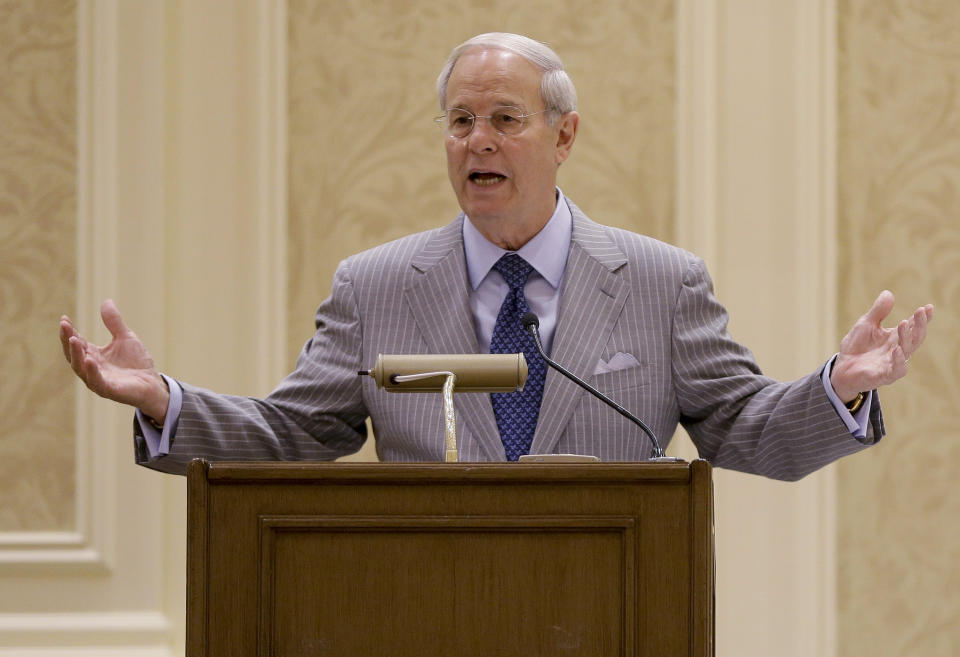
[671,257,883,481]
[134,262,369,475]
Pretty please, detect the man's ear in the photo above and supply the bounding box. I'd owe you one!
[554,111,580,166]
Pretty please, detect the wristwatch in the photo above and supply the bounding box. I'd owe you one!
[845,391,866,414]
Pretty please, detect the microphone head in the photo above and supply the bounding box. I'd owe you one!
[521,312,540,331]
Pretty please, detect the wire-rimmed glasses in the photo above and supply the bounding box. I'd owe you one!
[434,106,548,138]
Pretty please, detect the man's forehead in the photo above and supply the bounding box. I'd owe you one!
[445,48,542,105]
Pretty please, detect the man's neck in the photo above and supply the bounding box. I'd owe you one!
[470,191,560,250]
[462,189,571,291]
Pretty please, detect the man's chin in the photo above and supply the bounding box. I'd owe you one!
[460,202,509,225]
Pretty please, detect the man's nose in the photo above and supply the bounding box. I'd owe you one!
[467,117,499,152]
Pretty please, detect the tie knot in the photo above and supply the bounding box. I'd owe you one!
[493,254,534,291]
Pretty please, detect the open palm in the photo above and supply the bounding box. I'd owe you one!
[59,299,169,420]
[830,290,934,402]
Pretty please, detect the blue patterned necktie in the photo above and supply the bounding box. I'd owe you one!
[489,254,547,461]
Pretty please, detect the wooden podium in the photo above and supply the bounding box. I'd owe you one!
[186,459,714,656]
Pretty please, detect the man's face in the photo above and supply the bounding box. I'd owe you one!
[443,48,577,248]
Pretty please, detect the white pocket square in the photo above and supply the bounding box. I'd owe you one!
[594,352,640,375]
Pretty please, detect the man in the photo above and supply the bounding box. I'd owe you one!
[60,33,933,479]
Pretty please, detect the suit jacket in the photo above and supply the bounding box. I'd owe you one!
[136,200,882,479]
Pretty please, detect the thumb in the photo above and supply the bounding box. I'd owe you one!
[863,290,895,326]
[100,298,132,339]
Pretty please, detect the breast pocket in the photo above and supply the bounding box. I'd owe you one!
[584,361,668,431]
[589,365,650,394]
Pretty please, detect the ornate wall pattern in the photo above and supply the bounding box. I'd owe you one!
[837,1,960,655]
[286,0,675,368]
[0,0,76,531]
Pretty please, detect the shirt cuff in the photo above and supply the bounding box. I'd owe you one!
[134,374,183,458]
[821,354,873,441]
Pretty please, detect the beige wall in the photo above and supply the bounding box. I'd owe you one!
[837,1,960,655]
[0,0,955,654]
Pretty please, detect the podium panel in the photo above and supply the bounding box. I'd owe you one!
[187,461,714,656]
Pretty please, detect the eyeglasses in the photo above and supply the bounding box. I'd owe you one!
[434,106,548,138]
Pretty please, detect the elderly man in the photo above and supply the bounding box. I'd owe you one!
[60,33,932,479]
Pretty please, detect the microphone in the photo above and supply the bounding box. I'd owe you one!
[521,312,674,460]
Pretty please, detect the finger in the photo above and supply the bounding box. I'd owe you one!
[68,335,89,380]
[59,316,76,361]
[891,343,909,380]
[70,337,112,395]
[100,299,131,340]
[897,319,910,354]
[81,351,111,397]
[864,290,895,326]
[913,305,928,330]
[902,307,929,358]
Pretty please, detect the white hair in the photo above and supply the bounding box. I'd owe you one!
[436,32,578,124]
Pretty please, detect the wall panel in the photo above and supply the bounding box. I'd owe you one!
[837,2,960,655]
[0,0,77,532]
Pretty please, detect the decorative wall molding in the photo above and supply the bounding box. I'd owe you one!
[0,0,119,574]
[0,0,80,537]
[792,3,838,655]
[676,0,718,267]
[0,612,169,656]
[0,533,104,574]
[254,0,289,387]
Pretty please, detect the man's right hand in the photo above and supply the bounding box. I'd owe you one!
[59,299,170,424]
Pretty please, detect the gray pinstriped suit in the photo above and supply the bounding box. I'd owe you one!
[136,200,882,479]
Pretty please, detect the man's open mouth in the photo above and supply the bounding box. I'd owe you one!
[469,172,506,186]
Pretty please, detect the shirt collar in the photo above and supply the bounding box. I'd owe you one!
[463,188,572,290]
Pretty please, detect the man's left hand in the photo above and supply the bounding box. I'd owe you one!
[830,290,934,403]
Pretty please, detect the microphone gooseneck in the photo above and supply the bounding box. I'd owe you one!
[521,312,668,459]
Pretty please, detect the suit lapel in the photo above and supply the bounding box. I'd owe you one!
[404,217,505,461]
[530,207,629,455]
